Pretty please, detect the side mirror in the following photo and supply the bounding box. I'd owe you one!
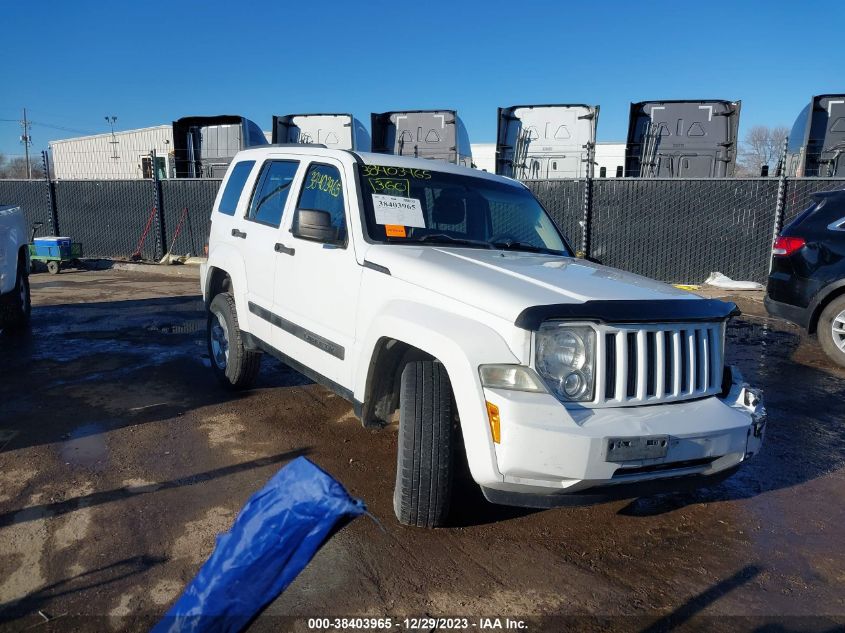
[292,209,338,244]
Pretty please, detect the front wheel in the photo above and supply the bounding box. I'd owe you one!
[207,293,261,389]
[818,296,845,369]
[0,262,31,331]
[393,360,455,528]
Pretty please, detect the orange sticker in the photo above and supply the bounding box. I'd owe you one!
[385,224,406,237]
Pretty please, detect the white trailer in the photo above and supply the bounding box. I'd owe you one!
[272,113,370,151]
[496,104,599,180]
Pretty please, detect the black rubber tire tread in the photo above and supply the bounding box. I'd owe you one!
[207,292,261,389]
[0,258,31,331]
[817,295,845,369]
[393,360,454,528]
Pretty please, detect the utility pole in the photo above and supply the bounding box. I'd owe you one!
[20,108,32,179]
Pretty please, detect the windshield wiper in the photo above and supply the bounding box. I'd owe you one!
[390,233,494,249]
[491,239,565,255]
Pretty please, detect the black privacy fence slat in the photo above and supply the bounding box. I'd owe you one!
[2,176,844,282]
[527,177,845,284]
[159,179,220,257]
[526,179,586,252]
[590,178,780,284]
[54,180,160,260]
[0,180,54,234]
[782,178,845,225]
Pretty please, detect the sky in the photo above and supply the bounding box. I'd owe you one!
[1,0,842,158]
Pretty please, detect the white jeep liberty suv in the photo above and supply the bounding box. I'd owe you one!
[201,146,765,527]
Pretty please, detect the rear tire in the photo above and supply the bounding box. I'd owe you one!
[207,293,261,389]
[393,360,454,528]
[818,296,845,369]
[0,258,31,332]
[46,261,60,275]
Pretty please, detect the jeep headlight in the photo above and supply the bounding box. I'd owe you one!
[535,323,596,402]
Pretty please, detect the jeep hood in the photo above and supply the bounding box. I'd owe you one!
[363,245,697,324]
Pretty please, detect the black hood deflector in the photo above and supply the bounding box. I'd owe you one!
[515,299,740,331]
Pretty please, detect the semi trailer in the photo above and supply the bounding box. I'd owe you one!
[495,104,599,180]
[785,94,845,177]
[625,100,741,178]
[271,113,370,151]
[172,115,267,178]
[370,110,472,166]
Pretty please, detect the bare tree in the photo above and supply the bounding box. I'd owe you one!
[738,125,790,176]
[0,154,44,179]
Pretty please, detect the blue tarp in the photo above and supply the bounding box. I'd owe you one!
[152,457,366,633]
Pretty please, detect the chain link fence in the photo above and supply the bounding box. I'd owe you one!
[527,177,845,283]
[781,178,845,225]
[590,178,779,284]
[0,179,54,233]
[1,174,844,281]
[52,180,161,260]
[526,179,585,252]
[160,179,220,257]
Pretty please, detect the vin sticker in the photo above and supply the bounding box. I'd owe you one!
[372,194,426,228]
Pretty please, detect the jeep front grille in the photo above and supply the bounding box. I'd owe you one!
[595,322,725,407]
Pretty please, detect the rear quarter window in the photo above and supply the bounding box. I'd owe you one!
[218,160,256,216]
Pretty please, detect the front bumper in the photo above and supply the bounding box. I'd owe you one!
[480,366,765,506]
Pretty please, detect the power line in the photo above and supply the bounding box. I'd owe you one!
[30,121,96,135]
[0,118,94,135]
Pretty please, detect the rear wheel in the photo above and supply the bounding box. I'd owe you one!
[393,360,454,528]
[46,261,60,275]
[207,293,261,389]
[0,259,31,331]
[818,296,845,369]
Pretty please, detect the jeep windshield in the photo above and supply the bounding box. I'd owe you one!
[357,164,572,255]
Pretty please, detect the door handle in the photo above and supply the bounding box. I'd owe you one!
[231,228,247,239]
[274,243,295,256]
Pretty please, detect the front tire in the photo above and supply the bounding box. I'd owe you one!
[393,360,454,528]
[0,260,31,331]
[818,296,845,369]
[207,293,261,389]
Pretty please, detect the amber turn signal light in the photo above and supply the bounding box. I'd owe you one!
[486,401,501,444]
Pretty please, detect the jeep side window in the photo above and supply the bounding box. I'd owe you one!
[218,160,255,216]
[296,163,347,241]
[247,160,300,227]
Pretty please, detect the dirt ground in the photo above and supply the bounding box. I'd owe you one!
[1,267,845,632]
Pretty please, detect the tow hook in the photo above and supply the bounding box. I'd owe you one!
[743,388,761,409]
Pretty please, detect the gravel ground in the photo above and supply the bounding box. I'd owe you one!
[1,267,844,632]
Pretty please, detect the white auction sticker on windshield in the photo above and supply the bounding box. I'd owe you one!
[372,194,426,228]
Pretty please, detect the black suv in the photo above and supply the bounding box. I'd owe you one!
[765,189,845,367]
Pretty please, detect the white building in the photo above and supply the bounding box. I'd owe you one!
[50,125,174,180]
[469,142,627,178]
[594,142,626,178]
[470,143,497,173]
